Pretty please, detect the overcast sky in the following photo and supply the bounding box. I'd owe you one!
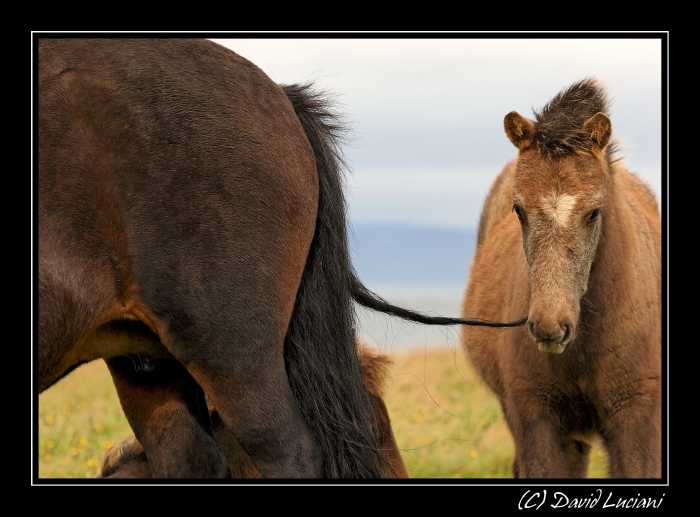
[212,36,665,231]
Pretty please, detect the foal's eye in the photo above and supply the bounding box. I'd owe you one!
[513,205,524,221]
[587,209,600,224]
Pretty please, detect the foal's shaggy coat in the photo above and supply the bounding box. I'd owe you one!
[461,78,662,478]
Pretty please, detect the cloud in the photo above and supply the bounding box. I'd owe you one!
[212,37,664,230]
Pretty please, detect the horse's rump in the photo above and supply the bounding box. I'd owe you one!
[39,38,370,478]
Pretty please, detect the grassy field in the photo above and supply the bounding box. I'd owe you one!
[382,346,608,479]
[35,346,608,480]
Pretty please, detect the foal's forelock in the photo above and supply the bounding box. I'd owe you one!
[532,78,612,157]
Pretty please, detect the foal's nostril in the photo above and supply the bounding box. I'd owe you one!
[561,324,571,343]
[527,321,535,335]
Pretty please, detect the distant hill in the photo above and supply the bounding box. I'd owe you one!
[348,223,477,288]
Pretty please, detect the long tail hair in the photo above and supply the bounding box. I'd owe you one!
[282,83,525,479]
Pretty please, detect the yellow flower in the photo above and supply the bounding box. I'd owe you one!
[44,453,52,461]
[101,441,113,450]
[70,448,79,456]
[86,458,99,468]
[46,440,55,450]
[470,449,478,459]
[45,414,54,425]
[78,437,88,447]
[411,412,422,421]
[94,424,103,434]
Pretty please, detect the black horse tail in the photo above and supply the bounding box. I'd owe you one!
[282,82,526,479]
[350,278,528,328]
[282,82,386,478]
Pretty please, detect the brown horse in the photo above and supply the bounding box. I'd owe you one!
[37,38,523,479]
[460,78,662,478]
[97,343,409,479]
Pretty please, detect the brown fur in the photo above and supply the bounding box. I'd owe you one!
[461,78,662,478]
[98,344,409,479]
[356,344,409,479]
[38,38,392,479]
[531,77,612,156]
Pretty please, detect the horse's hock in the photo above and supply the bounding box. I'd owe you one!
[460,78,662,478]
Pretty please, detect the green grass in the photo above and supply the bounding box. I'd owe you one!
[36,348,609,479]
[381,346,609,479]
[36,362,132,479]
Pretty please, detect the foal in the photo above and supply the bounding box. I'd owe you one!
[460,78,662,478]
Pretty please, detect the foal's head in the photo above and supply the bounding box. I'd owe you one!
[504,78,615,354]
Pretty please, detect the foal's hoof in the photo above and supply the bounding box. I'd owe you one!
[538,342,566,354]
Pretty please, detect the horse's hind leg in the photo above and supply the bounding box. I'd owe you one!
[210,411,261,478]
[175,331,324,478]
[135,246,324,477]
[105,355,231,478]
[130,196,324,477]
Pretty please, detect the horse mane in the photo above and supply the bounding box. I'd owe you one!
[533,77,618,159]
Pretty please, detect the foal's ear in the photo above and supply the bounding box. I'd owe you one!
[583,112,612,155]
[504,111,535,150]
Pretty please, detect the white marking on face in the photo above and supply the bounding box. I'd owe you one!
[541,192,577,227]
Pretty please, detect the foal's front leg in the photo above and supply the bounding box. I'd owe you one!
[600,397,662,478]
[505,400,591,478]
[105,355,231,478]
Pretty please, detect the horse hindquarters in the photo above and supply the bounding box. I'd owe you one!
[39,39,324,478]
